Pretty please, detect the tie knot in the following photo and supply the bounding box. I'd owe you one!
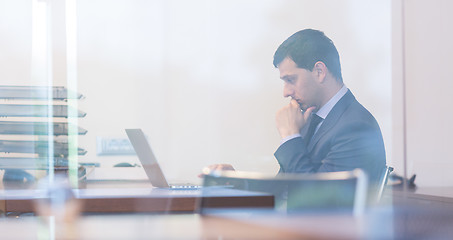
[310,114,323,125]
[304,114,323,145]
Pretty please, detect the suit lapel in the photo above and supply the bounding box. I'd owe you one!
[307,90,356,150]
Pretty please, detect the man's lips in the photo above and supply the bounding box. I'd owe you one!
[296,101,305,111]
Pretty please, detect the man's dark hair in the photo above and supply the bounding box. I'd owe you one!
[273,29,343,82]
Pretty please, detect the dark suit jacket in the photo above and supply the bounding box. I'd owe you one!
[274,90,386,183]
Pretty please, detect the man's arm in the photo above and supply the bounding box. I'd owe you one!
[318,121,386,181]
[275,99,315,139]
[274,136,314,173]
[274,120,385,181]
[274,98,318,173]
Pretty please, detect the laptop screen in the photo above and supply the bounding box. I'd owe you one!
[125,129,169,188]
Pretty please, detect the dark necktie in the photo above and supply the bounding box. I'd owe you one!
[304,114,323,145]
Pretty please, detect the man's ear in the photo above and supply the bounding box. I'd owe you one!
[312,61,327,82]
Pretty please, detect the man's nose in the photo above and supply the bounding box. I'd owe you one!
[283,84,293,98]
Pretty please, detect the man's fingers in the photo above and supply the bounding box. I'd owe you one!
[304,106,317,120]
[199,164,235,178]
[305,106,316,115]
[290,99,299,109]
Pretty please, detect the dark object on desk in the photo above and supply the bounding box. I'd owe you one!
[113,162,139,167]
[2,169,35,189]
[389,173,416,189]
[3,169,35,182]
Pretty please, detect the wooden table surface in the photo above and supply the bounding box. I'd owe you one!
[2,206,452,240]
[385,186,453,207]
[0,180,274,213]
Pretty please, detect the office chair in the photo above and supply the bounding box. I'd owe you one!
[200,169,368,216]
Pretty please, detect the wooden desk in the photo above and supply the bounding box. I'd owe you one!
[0,181,274,213]
[2,204,453,239]
[385,186,453,208]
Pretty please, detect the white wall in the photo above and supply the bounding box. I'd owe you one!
[0,0,31,83]
[393,0,453,187]
[1,0,392,184]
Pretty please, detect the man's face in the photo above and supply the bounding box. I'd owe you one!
[278,57,321,111]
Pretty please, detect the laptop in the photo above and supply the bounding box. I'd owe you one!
[125,128,200,190]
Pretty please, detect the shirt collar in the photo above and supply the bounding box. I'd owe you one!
[315,85,348,119]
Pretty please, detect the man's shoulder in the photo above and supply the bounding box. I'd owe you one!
[338,91,378,121]
[346,100,376,119]
[331,92,381,132]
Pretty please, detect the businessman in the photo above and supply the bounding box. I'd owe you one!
[273,29,385,182]
[203,29,386,183]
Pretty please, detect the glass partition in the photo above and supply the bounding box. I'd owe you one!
[4,0,453,239]
[1,0,392,218]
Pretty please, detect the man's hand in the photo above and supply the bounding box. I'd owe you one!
[276,100,316,139]
[198,164,235,178]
